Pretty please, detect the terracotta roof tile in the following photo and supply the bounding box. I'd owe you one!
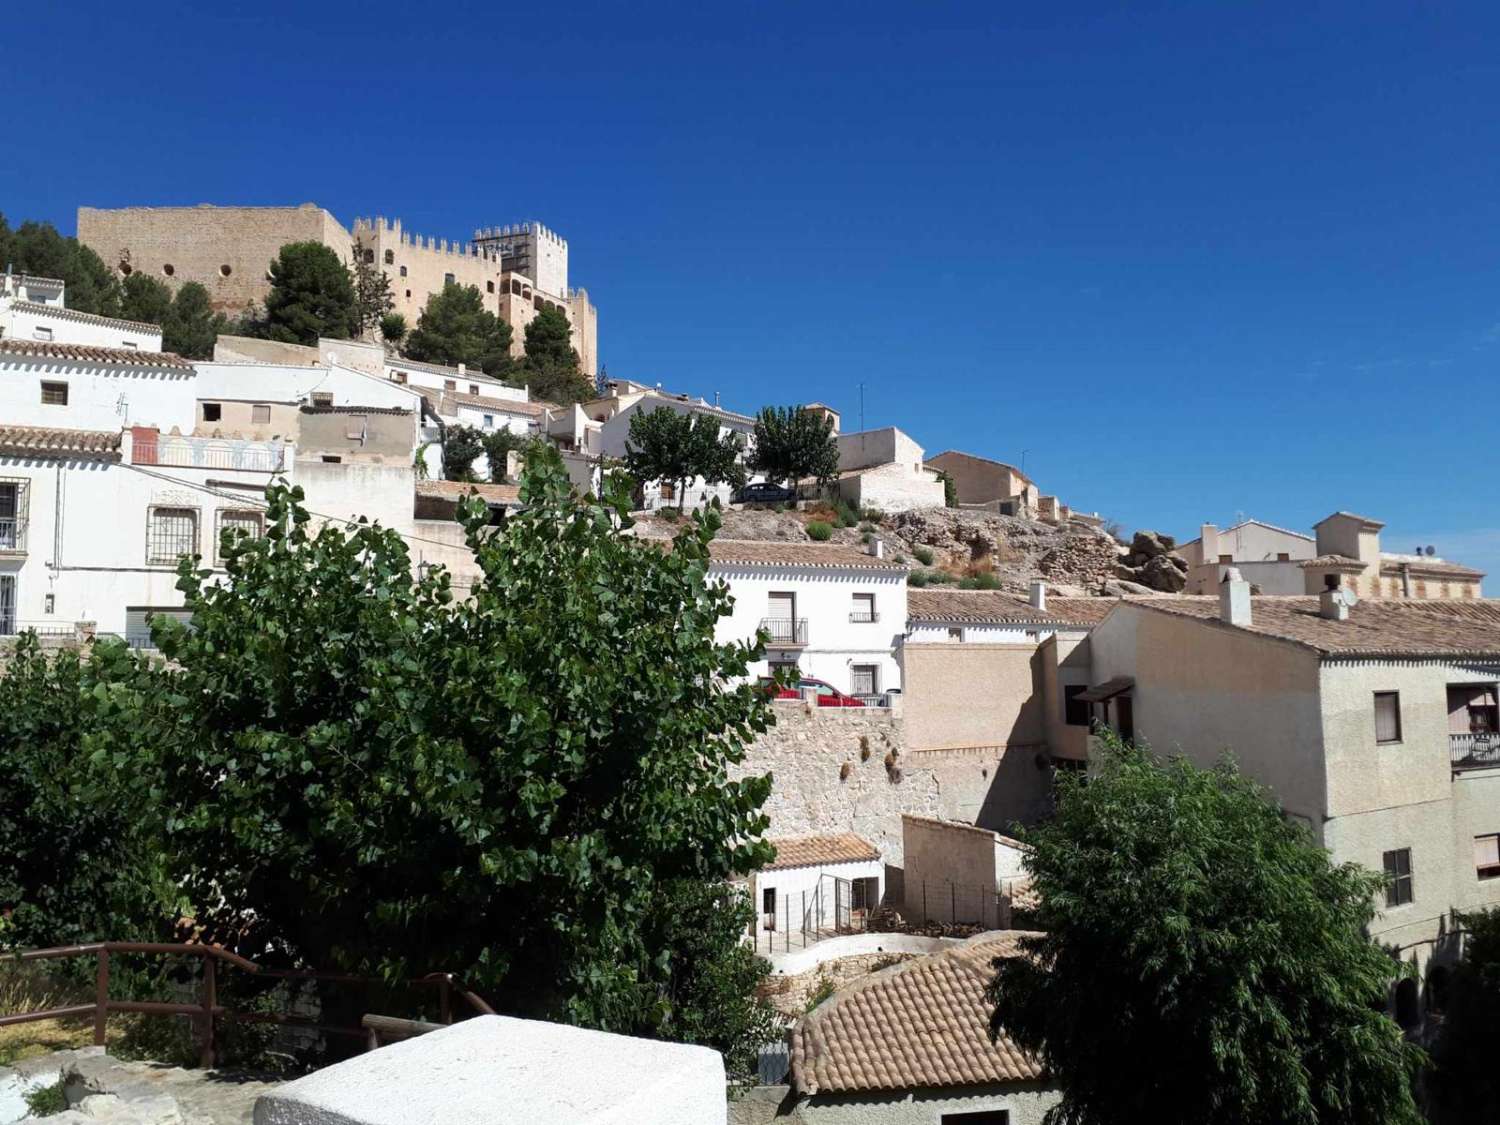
[1298,554,1365,569]
[791,931,1045,1095]
[907,589,1112,627]
[10,300,162,335]
[1379,558,1485,579]
[0,425,121,459]
[706,539,908,571]
[413,385,557,418]
[765,833,880,871]
[1134,596,1500,659]
[0,338,193,370]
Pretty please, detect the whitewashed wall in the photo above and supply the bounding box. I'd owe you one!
[0,353,196,432]
[3,303,162,351]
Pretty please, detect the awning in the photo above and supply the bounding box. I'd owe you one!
[1076,676,1134,704]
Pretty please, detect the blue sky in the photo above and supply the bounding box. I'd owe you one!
[5,2,1498,586]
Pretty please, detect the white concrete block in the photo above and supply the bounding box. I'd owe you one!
[252,1015,726,1125]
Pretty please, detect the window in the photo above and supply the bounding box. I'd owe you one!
[851,876,879,913]
[444,272,455,286]
[405,289,411,298]
[1064,684,1090,726]
[251,404,271,424]
[850,593,876,623]
[469,383,480,395]
[659,480,676,501]
[40,381,68,405]
[162,264,175,277]
[321,455,342,464]
[762,886,776,930]
[43,593,54,614]
[1277,552,1291,561]
[400,266,407,276]
[393,371,408,384]
[202,403,222,422]
[1476,834,1500,880]
[363,249,375,264]
[120,340,138,349]
[851,664,879,698]
[444,379,456,391]
[940,1113,1009,1125]
[147,507,198,566]
[1383,848,1413,907]
[1218,553,1233,564]
[311,392,333,407]
[33,326,54,342]
[0,480,22,552]
[483,414,494,428]
[0,575,14,635]
[216,509,265,563]
[769,660,799,684]
[486,280,495,293]
[948,626,964,641]
[1374,692,1402,744]
[383,250,394,265]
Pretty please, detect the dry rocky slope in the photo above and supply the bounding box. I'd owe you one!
[635,505,1189,596]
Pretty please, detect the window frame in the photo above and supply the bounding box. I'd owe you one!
[850,663,879,698]
[146,505,200,567]
[1383,847,1414,907]
[1475,833,1500,881]
[251,404,272,425]
[202,402,222,422]
[1063,683,1090,727]
[1374,691,1403,744]
[40,380,68,405]
[850,592,877,623]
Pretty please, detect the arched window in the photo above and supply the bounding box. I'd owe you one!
[383,250,394,265]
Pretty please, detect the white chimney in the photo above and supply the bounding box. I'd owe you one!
[1219,567,1251,627]
[457,363,466,375]
[1320,582,1355,621]
[870,538,885,560]
[1200,523,1220,562]
[1029,579,1047,612]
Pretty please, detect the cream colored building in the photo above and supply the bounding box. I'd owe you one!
[831,427,945,513]
[925,449,1040,516]
[1080,579,1500,1013]
[76,205,599,377]
[1176,518,1316,594]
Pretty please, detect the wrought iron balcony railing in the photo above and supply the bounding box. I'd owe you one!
[759,617,809,646]
[1451,732,1500,773]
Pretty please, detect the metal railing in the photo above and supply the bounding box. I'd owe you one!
[0,942,495,1069]
[133,435,285,473]
[848,610,880,623]
[0,517,26,552]
[759,617,809,646]
[1451,732,1500,772]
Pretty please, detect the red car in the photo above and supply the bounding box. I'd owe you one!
[760,676,866,707]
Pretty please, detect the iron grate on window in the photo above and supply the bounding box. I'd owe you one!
[148,507,198,566]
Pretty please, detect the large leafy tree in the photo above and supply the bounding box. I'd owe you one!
[1428,906,1500,1123]
[263,241,358,345]
[351,238,394,335]
[517,306,593,404]
[988,735,1423,1125]
[747,405,838,487]
[624,407,746,511]
[103,448,775,1035]
[119,275,225,359]
[0,213,121,317]
[405,282,513,374]
[119,272,174,328]
[441,423,486,482]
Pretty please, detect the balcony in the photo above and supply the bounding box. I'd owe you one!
[0,517,26,554]
[760,617,809,647]
[848,610,880,624]
[132,431,285,473]
[1451,733,1500,774]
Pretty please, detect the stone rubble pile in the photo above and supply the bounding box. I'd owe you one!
[1113,530,1189,593]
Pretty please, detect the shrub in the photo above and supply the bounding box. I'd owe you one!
[830,499,860,529]
[379,312,407,343]
[862,509,884,523]
[959,573,1002,590]
[926,570,956,585]
[912,546,935,566]
[25,1080,66,1116]
[907,571,929,588]
[858,521,875,533]
[804,974,837,1012]
[805,521,834,542]
[861,532,873,545]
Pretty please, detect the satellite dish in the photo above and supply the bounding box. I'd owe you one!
[1341,588,1359,609]
[1425,545,1436,557]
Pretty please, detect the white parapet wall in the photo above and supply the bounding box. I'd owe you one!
[252,1014,727,1125]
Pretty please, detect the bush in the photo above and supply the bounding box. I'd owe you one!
[907,571,929,588]
[862,509,884,523]
[959,573,1002,590]
[912,546,935,566]
[858,521,875,533]
[832,500,860,529]
[25,1080,66,1116]
[805,521,833,542]
[380,312,407,343]
[861,532,873,545]
[926,570,956,585]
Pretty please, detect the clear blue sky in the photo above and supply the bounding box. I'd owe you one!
[5,2,1498,586]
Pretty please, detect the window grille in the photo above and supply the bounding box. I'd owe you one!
[147,507,198,565]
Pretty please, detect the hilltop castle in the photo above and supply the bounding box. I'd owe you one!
[75,203,598,377]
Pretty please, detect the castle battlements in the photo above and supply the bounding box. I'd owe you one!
[353,215,506,261]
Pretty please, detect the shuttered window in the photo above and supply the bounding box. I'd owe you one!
[851,665,878,697]
[1476,834,1500,880]
[1383,848,1413,907]
[1374,692,1402,744]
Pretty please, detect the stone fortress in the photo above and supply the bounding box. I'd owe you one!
[75,203,598,376]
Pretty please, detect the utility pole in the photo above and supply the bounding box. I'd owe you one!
[1020,449,1030,477]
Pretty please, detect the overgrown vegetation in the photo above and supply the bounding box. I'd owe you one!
[1427,905,1500,1123]
[119,275,226,359]
[622,407,745,512]
[441,424,486,482]
[988,732,1424,1125]
[0,213,121,317]
[747,405,838,486]
[805,521,833,541]
[405,282,514,375]
[912,545,935,566]
[24,1079,67,1115]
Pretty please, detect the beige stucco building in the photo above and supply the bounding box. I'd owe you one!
[831,427,945,513]
[1080,580,1500,1013]
[925,450,1040,516]
[76,204,599,377]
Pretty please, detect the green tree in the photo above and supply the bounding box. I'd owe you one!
[747,406,838,487]
[0,214,121,317]
[517,306,593,404]
[165,282,226,360]
[380,312,407,344]
[119,272,174,328]
[0,635,168,952]
[988,735,1423,1125]
[263,241,358,345]
[405,283,513,374]
[624,407,745,512]
[100,450,774,1036]
[937,470,958,508]
[1428,906,1500,1123]
[481,428,527,484]
[351,238,394,335]
[442,424,486,482]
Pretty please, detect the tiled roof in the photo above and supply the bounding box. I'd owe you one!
[1007,877,1040,914]
[1379,557,1485,579]
[926,449,1034,485]
[1134,596,1500,659]
[765,834,880,871]
[1178,518,1315,548]
[1298,554,1365,569]
[1314,510,1385,529]
[300,404,413,416]
[907,589,1110,627]
[707,539,908,571]
[0,338,194,370]
[10,300,162,334]
[791,932,1045,1095]
[414,480,521,504]
[413,386,557,418]
[387,356,508,381]
[0,425,121,459]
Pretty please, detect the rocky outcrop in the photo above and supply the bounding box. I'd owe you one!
[1113,529,1188,592]
[5,1053,278,1125]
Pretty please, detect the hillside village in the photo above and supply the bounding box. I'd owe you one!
[1,206,1497,1125]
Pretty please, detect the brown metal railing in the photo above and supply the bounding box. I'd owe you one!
[0,942,495,1068]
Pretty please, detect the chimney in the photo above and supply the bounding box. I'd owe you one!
[1399,562,1412,598]
[1200,523,1219,562]
[1219,567,1251,627]
[1320,583,1354,621]
[870,538,885,560]
[1029,579,1047,612]
[457,363,466,375]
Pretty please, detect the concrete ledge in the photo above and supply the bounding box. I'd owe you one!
[768,932,961,974]
[253,1014,726,1125]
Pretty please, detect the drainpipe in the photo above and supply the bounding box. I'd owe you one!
[1400,562,1412,598]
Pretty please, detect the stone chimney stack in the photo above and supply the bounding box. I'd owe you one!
[1029,579,1047,612]
[1320,579,1354,621]
[1200,523,1219,562]
[1219,567,1251,627]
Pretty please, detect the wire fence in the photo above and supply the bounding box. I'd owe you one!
[752,875,1012,954]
